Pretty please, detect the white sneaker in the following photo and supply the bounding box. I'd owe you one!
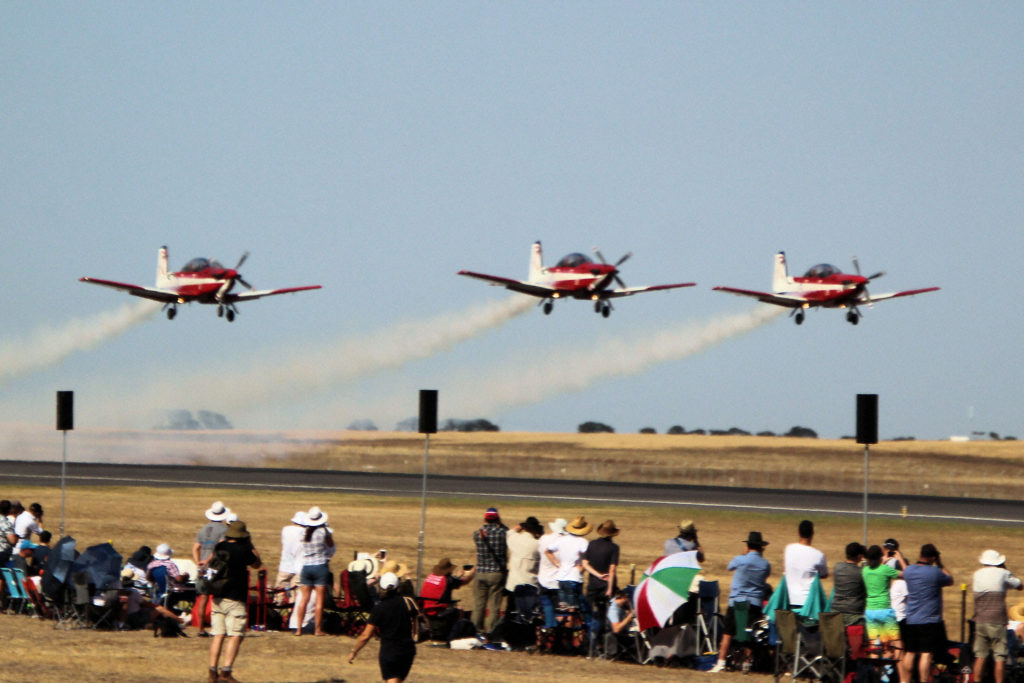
[709,662,727,673]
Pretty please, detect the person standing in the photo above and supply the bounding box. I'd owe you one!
[582,520,621,650]
[0,500,16,568]
[207,520,261,683]
[862,544,905,658]
[972,549,1022,683]
[537,518,567,629]
[293,506,333,636]
[506,516,543,615]
[193,501,231,637]
[276,511,306,603]
[710,531,771,674]
[783,520,828,608]
[472,507,508,636]
[349,572,416,682]
[899,544,953,683]
[664,520,700,556]
[832,542,868,628]
[545,515,592,611]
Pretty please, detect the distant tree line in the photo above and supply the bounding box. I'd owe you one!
[156,409,232,430]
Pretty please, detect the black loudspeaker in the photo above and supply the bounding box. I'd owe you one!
[856,394,878,445]
[419,390,438,434]
[56,390,74,431]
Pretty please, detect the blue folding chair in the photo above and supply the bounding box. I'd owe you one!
[2,566,29,614]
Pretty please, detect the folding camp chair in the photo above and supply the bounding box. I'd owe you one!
[20,573,51,619]
[336,570,372,636]
[696,580,723,655]
[2,567,29,614]
[775,609,826,681]
[817,611,847,683]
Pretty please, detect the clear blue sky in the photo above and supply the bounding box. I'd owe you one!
[2,4,1021,440]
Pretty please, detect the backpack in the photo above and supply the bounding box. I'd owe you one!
[203,548,231,598]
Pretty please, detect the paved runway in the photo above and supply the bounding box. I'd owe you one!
[3,460,1020,525]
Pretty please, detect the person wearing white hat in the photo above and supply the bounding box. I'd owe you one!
[972,549,1022,683]
[276,511,306,605]
[293,506,334,636]
[192,501,231,637]
[536,518,568,629]
[146,543,190,588]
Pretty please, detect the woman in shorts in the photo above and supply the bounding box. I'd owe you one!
[293,506,334,636]
[862,544,906,658]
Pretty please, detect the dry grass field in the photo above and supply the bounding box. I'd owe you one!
[4,471,1024,682]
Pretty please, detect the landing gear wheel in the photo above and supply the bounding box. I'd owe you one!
[226,309,235,322]
[601,304,611,318]
[217,306,224,318]
[847,311,859,325]
[167,308,177,320]
[543,301,553,315]
[594,301,602,313]
[795,312,804,325]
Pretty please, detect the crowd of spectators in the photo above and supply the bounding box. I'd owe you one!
[5,496,1024,683]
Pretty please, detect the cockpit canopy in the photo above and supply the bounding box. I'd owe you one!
[803,263,840,278]
[181,257,224,273]
[555,253,590,268]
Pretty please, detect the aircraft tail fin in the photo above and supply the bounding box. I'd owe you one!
[156,246,171,287]
[772,251,792,292]
[528,241,544,281]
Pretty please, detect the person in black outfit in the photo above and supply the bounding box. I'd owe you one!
[207,521,261,683]
[349,572,416,683]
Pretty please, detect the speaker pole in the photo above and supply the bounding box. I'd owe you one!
[56,390,74,536]
[856,394,879,546]
[416,390,438,590]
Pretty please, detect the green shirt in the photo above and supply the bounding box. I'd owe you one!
[862,564,900,610]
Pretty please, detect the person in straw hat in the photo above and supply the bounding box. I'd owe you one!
[582,520,621,653]
[664,519,701,556]
[972,549,1022,683]
[192,500,231,637]
[420,557,475,641]
[544,515,592,612]
[710,531,770,674]
[293,506,334,636]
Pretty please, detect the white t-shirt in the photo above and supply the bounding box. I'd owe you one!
[548,534,589,584]
[537,532,563,590]
[784,542,828,605]
[890,578,908,622]
[13,511,41,550]
[279,524,304,574]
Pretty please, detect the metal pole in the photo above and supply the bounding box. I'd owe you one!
[416,433,430,590]
[862,443,869,546]
[60,429,67,536]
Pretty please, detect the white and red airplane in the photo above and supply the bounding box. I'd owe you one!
[713,251,939,325]
[458,241,695,317]
[80,246,321,322]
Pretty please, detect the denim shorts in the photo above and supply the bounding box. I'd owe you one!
[300,562,330,587]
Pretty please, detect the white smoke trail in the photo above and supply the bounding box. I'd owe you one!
[0,300,160,386]
[98,296,535,420]
[439,306,785,417]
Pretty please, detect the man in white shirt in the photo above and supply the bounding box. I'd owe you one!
[537,518,567,629]
[13,502,44,551]
[784,520,828,608]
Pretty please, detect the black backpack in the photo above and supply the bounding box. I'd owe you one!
[204,548,231,598]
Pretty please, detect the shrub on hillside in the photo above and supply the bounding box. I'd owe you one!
[785,425,818,439]
[579,421,615,434]
[639,427,657,434]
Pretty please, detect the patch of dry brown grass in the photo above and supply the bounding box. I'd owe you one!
[5,481,1024,681]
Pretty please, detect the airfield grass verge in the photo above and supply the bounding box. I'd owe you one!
[4,483,1024,682]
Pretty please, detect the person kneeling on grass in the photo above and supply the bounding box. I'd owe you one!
[207,521,261,683]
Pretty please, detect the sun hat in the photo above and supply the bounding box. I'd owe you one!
[980,549,1006,566]
[380,559,410,578]
[432,558,456,576]
[548,518,568,535]
[225,521,250,539]
[597,520,620,538]
[484,507,500,522]
[291,511,307,525]
[305,506,328,526]
[679,520,697,533]
[154,543,173,560]
[1010,601,1024,623]
[520,516,544,537]
[566,515,592,536]
[379,572,400,591]
[743,531,769,548]
[129,546,152,567]
[205,501,230,522]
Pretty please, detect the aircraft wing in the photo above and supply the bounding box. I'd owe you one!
[457,270,557,298]
[862,286,940,304]
[227,285,322,302]
[79,277,180,304]
[603,282,697,299]
[712,286,806,308]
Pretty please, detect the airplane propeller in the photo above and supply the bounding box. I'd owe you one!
[232,252,254,290]
[851,255,885,305]
[592,248,632,289]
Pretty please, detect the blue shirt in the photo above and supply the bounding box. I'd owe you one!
[904,563,952,625]
[727,551,771,606]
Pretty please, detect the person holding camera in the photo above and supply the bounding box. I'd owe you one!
[972,549,1022,683]
[899,544,953,683]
